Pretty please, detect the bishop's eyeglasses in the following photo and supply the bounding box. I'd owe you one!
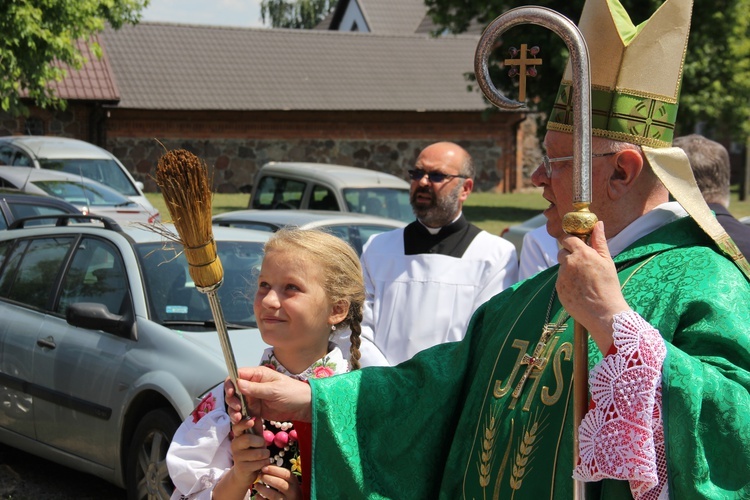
[407,169,469,183]
[542,152,617,177]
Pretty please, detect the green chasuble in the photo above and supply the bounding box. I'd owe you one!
[309,217,750,499]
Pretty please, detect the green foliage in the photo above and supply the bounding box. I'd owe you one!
[426,0,750,141]
[261,0,336,29]
[0,0,148,117]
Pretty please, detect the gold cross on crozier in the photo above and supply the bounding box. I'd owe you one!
[511,323,567,398]
[503,43,542,102]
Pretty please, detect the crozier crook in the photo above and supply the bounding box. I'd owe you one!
[475,7,594,498]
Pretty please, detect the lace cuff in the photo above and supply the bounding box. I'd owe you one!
[572,310,668,500]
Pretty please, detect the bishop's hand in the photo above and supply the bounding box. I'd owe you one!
[225,367,313,425]
[556,221,630,354]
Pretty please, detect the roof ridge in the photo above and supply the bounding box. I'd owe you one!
[131,21,479,40]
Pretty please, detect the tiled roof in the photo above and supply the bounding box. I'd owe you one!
[102,23,485,112]
[48,35,120,102]
[324,0,485,37]
[314,9,336,30]
[414,14,487,36]
[356,0,428,35]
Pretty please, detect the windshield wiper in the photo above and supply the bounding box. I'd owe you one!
[161,320,254,329]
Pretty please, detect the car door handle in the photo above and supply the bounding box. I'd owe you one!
[36,336,57,349]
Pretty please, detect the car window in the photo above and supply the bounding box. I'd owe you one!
[0,237,75,310]
[32,180,132,207]
[12,151,32,167]
[215,221,277,232]
[0,240,10,267]
[39,159,139,196]
[0,145,14,166]
[0,146,31,167]
[309,185,338,211]
[343,187,412,223]
[322,224,397,256]
[7,201,72,226]
[57,237,129,316]
[252,176,305,210]
[357,224,397,246]
[324,224,363,254]
[137,240,263,329]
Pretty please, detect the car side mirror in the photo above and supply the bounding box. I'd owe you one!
[135,181,144,191]
[66,302,137,340]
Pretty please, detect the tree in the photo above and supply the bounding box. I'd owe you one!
[426,0,750,141]
[0,0,148,117]
[261,0,336,29]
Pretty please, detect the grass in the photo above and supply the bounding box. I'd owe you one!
[146,185,750,236]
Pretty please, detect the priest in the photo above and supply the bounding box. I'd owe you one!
[358,141,518,366]
[226,0,750,498]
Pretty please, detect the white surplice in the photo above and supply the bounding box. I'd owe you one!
[359,228,518,367]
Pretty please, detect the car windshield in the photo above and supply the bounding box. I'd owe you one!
[39,159,139,196]
[32,180,134,207]
[343,187,412,223]
[136,240,264,330]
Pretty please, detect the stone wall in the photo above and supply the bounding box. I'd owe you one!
[3,106,527,194]
[109,136,510,194]
[106,109,524,194]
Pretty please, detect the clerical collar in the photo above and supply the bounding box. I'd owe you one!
[417,213,463,235]
[608,201,688,256]
[403,213,482,257]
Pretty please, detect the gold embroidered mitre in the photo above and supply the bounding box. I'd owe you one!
[547,0,693,148]
[548,0,750,278]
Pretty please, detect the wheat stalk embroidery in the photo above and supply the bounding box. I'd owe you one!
[478,405,501,488]
[509,412,546,491]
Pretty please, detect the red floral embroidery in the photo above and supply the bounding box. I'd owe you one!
[191,392,216,423]
[312,366,335,378]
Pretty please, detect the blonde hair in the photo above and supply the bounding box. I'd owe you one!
[263,227,365,370]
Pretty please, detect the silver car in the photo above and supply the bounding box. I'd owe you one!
[0,217,269,498]
[0,190,81,229]
[213,209,407,255]
[249,161,413,223]
[0,135,158,218]
[0,166,159,224]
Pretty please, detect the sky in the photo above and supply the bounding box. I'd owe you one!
[141,0,268,28]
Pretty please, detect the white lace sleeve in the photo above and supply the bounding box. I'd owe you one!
[573,310,669,500]
[167,385,250,500]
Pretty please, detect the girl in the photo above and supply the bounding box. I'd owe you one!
[167,228,364,499]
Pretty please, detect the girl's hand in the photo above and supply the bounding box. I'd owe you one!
[229,418,270,484]
[254,465,302,500]
[212,418,269,499]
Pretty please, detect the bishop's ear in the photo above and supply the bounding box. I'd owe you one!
[607,149,644,199]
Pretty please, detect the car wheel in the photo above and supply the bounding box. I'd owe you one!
[126,408,181,500]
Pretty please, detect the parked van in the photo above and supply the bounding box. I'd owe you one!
[249,162,413,223]
[0,136,158,218]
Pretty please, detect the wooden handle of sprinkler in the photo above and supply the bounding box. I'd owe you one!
[572,321,588,500]
[203,288,254,432]
[562,204,597,500]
